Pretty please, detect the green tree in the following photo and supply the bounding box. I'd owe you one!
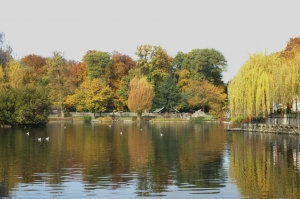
[154,75,182,110]
[82,50,111,80]
[135,45,173,93]
[0,84,50,125]
[13,85,50,125]
[174,48,227,86]
[127,77,154,118]
[0,88,15,124]
[45,52,70,117]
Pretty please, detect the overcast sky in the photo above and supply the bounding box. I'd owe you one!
[1,0,300,83]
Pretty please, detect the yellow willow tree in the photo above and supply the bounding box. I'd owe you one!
[127,77,154,118]
[228,52,300,121]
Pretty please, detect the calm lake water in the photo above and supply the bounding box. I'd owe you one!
[1,121,300,199]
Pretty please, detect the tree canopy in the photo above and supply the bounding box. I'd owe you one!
[127,77,154,118]
[173,48,227,86]
[154,75,182,110]
[83,51,111,80]
[228,48,300,121]
[0,31,233,124]
[186,79,226,119]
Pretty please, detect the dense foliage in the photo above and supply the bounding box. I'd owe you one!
[0,31,232,125]
[127,77,154,118]
[228,37,300,121]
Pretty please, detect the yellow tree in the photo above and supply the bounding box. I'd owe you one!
[228,51,300,121]
[228,53,273,120]
[127,77,154,118]
[65,78,112,114]
[45,52,70,117]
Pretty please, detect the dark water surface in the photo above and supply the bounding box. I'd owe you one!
[0,122,300,198]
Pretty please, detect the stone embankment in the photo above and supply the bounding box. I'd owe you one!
[228,123,300,135]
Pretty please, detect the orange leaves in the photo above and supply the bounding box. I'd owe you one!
[186,79,226,119]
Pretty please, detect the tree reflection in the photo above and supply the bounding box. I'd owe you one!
[0,122,227,197]
[228,131,300,198]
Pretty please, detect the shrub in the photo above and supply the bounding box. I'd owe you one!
[232,116,244,123]
[190,116,204,123]
[98,116,113,122]
[83,116,91,123]
[64,111,72,117]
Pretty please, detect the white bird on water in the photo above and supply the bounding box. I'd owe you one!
[26,132,29,135]
[120,132,122,135]
[160,133,163,136]
[45,137,49,141]
[38,138,41,141]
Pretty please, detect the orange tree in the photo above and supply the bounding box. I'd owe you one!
[185,79,226,119]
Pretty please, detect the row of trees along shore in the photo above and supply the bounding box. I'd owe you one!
[0,32,227,125]
[228,37,300,122]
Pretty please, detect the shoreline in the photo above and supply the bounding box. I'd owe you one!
[227,123,300,135]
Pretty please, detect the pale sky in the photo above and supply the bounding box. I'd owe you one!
[1,0,300,83]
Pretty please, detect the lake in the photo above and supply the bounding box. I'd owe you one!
[0,121,299,199]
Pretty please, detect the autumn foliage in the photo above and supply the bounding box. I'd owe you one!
[186,79,226,119]
[228,38,300,121]
[5,31,287,124]
[128,77,154,118]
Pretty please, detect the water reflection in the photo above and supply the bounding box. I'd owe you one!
[0,122,233,198]
[228,130,300,199]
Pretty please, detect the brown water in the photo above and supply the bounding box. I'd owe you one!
[0,122,299,198]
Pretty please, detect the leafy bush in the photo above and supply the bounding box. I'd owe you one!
[232,116,244,123]
[98,116,112,122]
[83,115,91,123]
[64,111,72,117]
[190,116,204,123]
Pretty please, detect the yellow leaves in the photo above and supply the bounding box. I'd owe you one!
[65,78,112,112]
[5,59,29,89]
[175,69,190,91]
[127,77,154,116]
[64,95,76,108]
[228,51,300,120]
[0,66,4,83]
[186,79,226,119]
